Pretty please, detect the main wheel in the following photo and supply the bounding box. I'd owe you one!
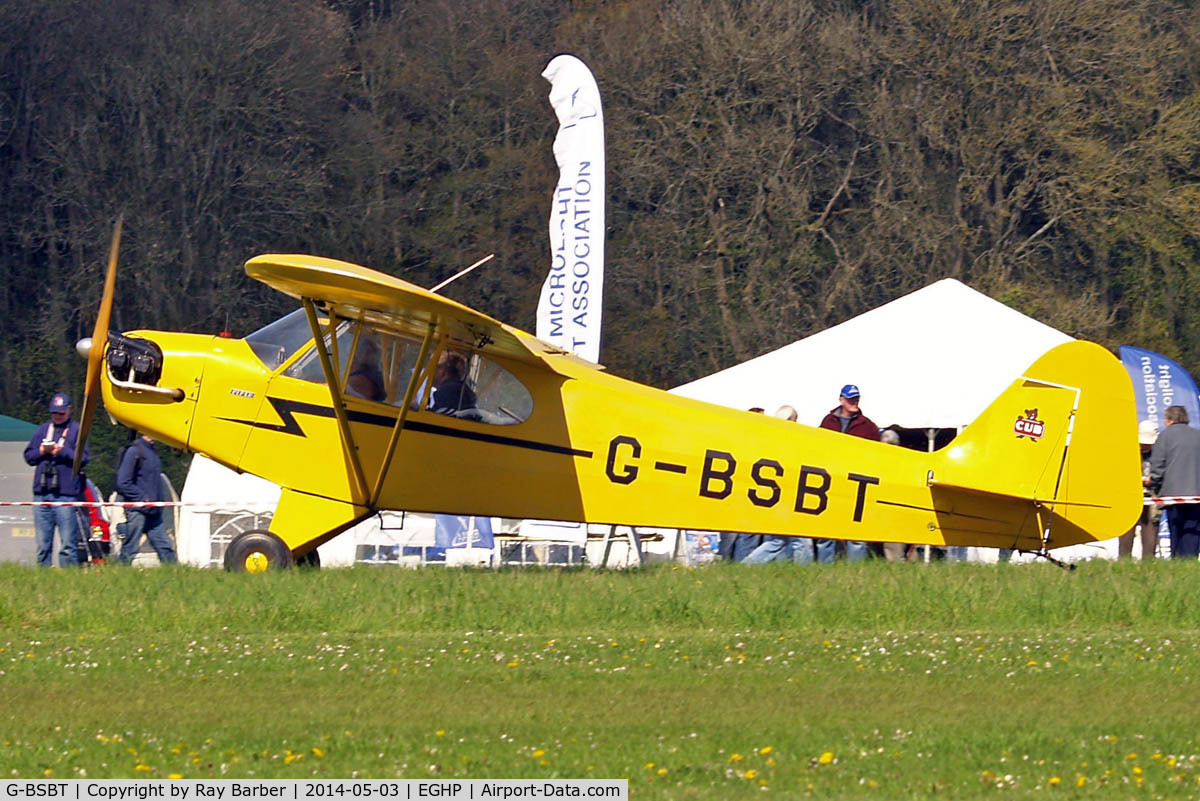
[223,530,293,573]
[296,548,321,569]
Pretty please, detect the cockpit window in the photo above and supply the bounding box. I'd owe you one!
[284,320,426,408]
[245,308,319,371]
[426,348,533,425]
[271,313,533,425]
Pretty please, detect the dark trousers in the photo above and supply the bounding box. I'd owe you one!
[1166,505,1200,559]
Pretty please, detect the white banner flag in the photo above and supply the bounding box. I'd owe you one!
[536,54,605,364]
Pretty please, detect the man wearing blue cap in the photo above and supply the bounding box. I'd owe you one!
[815,384,880,563]
[23,392,90,566]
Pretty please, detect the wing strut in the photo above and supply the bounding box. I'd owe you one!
[302,298,370,507]
[369,321,438,507]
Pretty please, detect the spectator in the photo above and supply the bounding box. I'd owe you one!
[1147,405,1200,559]
[877,428,908,562]
[1119,420,1160,560]
[815,384,880,563]
[719,407,769,561]
[23,392,88,567]
[75,478,111,564]
[742,406,813,565]
[115,433,177,565]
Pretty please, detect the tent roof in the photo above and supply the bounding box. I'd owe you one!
[671,279,1073,430]
[0,414,37,442]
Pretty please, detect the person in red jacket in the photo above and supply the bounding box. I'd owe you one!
[815,384,880,563]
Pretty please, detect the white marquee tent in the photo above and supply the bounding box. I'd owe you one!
[671,279,1074,431]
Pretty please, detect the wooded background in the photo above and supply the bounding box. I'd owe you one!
[2,0,1199,489]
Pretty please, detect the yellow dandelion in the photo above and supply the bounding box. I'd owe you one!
[644,762,655,770]
[766,757,777,767]
[42,769,53,778]
[435,730,445,738]
[745,769,759,780]
[311,747,325,758]
[1132,766,1143,776]
[729,753,744,763]
[980,770,996,784]
[134,764,151,773]
[532,749,545,758]
[656,768,667,777]
[168,774,183,780]
[818,751,834,765]
[538,759,548,767]
[1048,776,1061,786]
[1026,659,1039,667]
[1076,776,1086,788]
[1126,752,1138,760]
[759,746,773,756]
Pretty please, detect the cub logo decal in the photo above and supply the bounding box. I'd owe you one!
[1014,408,1044,440]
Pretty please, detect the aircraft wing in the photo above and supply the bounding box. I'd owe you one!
[245,254,601,373]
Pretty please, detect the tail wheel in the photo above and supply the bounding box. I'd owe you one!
[224,530,293,573]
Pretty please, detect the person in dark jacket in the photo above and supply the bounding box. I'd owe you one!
[115,433,177,565]
[815,384,880,563]
[1147,405,1200,559]
[23,392,88,567]
[431,350,477,414]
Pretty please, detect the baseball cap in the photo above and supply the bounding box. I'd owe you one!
[49,393,71,412]
[1137,419,1159,445]
[840,384,860,400]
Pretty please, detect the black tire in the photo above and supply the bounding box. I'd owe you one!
[296,548,321,569]
[223,529,293,573]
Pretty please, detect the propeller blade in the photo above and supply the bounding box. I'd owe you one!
[73,215,122,476]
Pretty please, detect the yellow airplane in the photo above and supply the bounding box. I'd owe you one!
[73,223,1143,570]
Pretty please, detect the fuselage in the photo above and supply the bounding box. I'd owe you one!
[99,313,1141,554]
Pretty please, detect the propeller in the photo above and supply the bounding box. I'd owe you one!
[72,215,122,476]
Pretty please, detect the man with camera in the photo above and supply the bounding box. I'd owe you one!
[23,393,89,567]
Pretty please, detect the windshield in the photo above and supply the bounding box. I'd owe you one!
[245,308,317,371]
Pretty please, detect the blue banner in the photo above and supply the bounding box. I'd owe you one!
[1118,345,1200,431]
[433,515,494,550]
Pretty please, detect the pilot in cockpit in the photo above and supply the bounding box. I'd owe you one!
[430,350,476,414]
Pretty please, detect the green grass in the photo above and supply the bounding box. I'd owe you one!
[1,561,1199,798]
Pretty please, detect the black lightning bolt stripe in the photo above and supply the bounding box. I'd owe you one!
[218,396,593,458]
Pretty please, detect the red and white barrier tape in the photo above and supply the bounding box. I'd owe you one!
[1154,496,1200,507]
[0,500,258,509]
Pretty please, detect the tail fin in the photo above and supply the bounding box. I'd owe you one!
[931,340,1141,549]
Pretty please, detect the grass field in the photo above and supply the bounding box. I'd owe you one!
[1,560,1199,799]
